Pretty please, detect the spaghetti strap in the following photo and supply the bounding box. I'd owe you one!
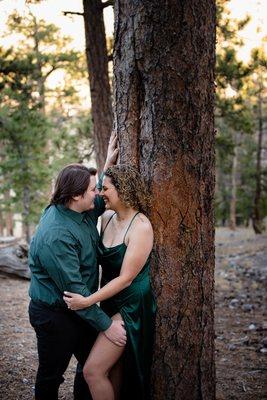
[123,212,140,244]
[101,212,116,237]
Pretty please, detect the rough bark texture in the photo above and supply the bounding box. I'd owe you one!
[83,0,113,170]
[113,1,216,399]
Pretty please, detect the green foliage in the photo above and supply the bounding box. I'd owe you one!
[215,1,267,227]
[0,106,51,222]
[0,9,92,236]
[50,110,94,172]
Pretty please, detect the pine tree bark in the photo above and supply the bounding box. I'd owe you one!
[83,0,113,170]
[113,1,216,399]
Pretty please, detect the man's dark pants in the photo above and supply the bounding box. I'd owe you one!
[29,300,97,400]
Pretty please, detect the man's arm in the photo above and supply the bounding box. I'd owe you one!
[38,233,112,332]
[38,233,126,345]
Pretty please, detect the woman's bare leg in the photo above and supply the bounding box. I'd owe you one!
[109,356,123,400]
[83,313,125,400]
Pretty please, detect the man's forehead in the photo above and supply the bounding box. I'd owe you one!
[88,175,96,188]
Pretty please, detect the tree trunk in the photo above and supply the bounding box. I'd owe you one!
[83,0,113,170]
[229,132,238,230]
[5,211,13,237]
[113,1,216,399]
[22,186,31,243]
[252,75,263,234]
[0,210,4,236]
[32,13,46,112]
[4,191,13,236]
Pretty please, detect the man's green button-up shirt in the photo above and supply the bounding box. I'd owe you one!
[28,194,112,332]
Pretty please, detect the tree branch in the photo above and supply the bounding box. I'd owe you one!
[62,11,84,17]
[43,66,57,80]
[101,0,114,9]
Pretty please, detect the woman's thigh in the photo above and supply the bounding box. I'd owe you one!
[84,313,125,375]
[74,317,98,367]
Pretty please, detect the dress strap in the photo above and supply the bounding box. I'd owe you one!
[101,212,116,237]
[123,212,140,244]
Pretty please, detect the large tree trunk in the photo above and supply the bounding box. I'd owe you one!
[252,75,264,234]
[83,0,113,170]
[114,1,216,399]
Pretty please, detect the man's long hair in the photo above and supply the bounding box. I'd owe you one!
[50,164,97,206]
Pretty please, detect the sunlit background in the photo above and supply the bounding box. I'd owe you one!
[0,0,266,238]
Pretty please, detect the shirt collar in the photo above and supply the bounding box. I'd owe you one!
[56,204,87,225]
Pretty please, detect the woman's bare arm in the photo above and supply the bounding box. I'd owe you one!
[63,217,153,310]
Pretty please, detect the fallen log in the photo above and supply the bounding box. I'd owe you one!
[0,243,30,279]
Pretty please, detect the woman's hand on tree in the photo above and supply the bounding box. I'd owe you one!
[104,131,119,170]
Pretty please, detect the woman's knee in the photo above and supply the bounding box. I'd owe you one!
[83,361,108,384]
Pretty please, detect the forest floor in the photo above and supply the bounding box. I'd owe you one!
[0,227,266,400]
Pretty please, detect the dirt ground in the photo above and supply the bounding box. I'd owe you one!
[0,228,266,400]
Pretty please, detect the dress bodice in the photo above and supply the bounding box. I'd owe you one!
[99,240,150,283]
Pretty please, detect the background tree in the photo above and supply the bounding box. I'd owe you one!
[215,0,253,229]
[0,9,91,240]
[64,0,114,170]
[249,43,267,233]
[113,1,216,398]
[82,0,113,170]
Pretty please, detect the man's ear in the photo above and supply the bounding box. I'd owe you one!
[72,195,81,202]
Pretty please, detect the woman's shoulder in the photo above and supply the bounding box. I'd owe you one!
[133,212,153,234]
[102,210,114,220]
[101,210,115,228]
[125,212,153,247]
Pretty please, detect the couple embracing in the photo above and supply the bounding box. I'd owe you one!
[28,133,156,400]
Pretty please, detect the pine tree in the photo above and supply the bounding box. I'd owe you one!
[215,0,254,228]
[0,10,89,240]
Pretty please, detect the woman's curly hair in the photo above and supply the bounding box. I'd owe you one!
[104,165,151,212]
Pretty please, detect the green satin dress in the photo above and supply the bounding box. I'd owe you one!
[99,212,156,400]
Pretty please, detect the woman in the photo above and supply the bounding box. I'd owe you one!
[63,165,156,400]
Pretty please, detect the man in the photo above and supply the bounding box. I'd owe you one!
[28,134,126,400]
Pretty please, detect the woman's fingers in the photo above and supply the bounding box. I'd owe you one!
[63,292,85,310]
[63,297,77,310]
[109,132,117,148]
[64,291,74,297]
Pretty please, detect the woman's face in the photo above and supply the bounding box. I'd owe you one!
[100,176,121,210]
